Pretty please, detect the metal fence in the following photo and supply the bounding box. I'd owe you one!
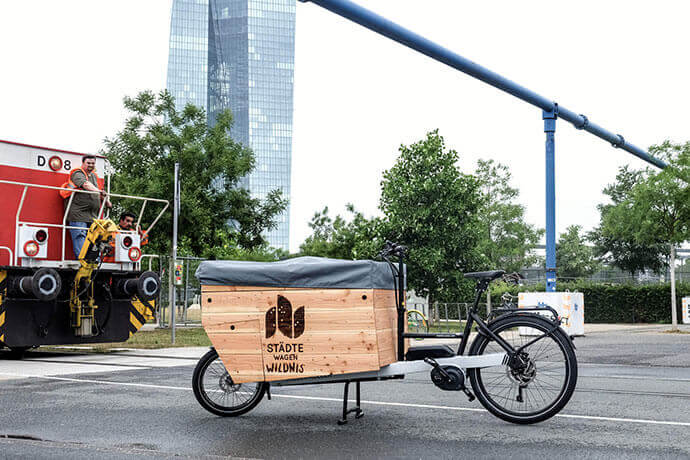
[521,265,690,285]
[150,255,207,327]
[406,302,492,335]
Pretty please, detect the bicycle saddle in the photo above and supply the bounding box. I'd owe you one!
[463,270,505,281]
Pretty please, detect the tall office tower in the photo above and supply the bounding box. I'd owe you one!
[166,0,295,251]
[166,0,208,111]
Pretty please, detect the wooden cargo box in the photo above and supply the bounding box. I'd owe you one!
[197,257,404,383]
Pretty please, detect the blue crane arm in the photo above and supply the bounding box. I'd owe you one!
[299,0,666,169]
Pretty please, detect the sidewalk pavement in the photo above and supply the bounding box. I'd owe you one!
[583,323,690,334]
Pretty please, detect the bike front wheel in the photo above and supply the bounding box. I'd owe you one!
[192,348,267,417]
[468,314,577,424]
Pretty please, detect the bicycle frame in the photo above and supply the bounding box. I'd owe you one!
[384,251,562,364]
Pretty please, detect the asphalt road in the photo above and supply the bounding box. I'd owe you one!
[1,329,689,459]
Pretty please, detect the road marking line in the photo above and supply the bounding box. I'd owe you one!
[581,374,690,383]
[0,374,186,391]
[3,373,690,427]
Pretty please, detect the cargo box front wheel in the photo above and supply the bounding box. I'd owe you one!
[192,348,267,417]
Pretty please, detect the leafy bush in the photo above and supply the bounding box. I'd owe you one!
[489,281,689,323]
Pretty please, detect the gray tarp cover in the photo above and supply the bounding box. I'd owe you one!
[195,256,403,290]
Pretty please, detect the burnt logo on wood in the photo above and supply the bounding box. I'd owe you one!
[265,295,305,339]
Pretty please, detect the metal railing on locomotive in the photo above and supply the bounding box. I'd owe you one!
[0,179,169,269]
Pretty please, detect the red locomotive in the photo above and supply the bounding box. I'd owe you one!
[0,140,168,356]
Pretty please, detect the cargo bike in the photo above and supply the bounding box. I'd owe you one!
[192,243,578,424]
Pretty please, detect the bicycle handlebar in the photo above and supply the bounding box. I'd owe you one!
[501,272,524,285]
[379,240,407,258]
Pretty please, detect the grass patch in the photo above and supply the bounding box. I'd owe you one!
[407,322,467,334]
[428,322,466,333]
[662,329,690,334]
[98,327,211,350]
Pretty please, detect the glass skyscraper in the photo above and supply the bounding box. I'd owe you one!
[166,0,295,250]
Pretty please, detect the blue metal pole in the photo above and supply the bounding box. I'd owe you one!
[543,110,557,292]
[298,0,667,170]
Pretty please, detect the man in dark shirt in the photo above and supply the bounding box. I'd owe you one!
[66,155,111,258]
[102,211,149,263]
[117,211,149,245]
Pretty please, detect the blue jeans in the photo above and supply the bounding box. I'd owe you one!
[69,221,89,258]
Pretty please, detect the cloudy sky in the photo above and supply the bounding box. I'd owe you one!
[1,1,688,252]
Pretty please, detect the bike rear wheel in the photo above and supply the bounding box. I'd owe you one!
[192,348,267,417]
[468,314,577,424]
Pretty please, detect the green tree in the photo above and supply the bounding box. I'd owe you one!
[299,205,383,260]
[589,166,666,276]
[380,130,483,302]
[605,141,690,329]
[103,90,287,258]
[556,225,600,279]
[474,159,543,272]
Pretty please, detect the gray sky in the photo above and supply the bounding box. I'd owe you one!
[1,1,688,252]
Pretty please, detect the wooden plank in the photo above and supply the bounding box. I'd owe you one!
[204,309,375,331]
[204,289,374,313]
[373,289,399,366]
[373,289,396,309]
[263,331,378,354]
[203,304,373,314]
[202,314,262,334]
[216,353,265,384]
[262,353,381,382]
[210,332,263,355]
[210,318,265,384]
[210,330,377,355]
[376,329,395,364]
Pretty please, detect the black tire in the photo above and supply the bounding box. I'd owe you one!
[192,348,267,417]
[468,314,577,424]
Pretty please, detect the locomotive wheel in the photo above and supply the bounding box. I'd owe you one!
[192,348,267,417]
[5,346,32,360]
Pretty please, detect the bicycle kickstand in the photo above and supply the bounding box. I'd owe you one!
[337,381,363,425]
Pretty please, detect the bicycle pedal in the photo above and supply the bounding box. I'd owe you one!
[463,388,475,402]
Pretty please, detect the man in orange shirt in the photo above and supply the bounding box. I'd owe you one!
[62,155,112,258]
